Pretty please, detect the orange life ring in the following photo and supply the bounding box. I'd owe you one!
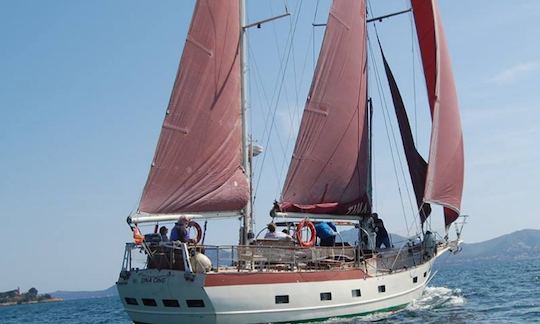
[296,219,316,247]
[189,221,203,244]
[133,226,144,245]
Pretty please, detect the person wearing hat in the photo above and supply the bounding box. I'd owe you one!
[170,216,195,243]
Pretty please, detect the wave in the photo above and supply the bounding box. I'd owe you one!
[407,286,466,311]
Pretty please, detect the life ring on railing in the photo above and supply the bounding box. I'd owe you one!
[189,221,203,244]
[296,219,316,247]
[133,226,144,245]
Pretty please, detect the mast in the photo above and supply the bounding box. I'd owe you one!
[240,0,253,245]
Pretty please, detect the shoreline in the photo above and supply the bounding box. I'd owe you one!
[0,298,63,307]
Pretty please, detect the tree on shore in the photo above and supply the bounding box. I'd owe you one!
[28,288,38,297]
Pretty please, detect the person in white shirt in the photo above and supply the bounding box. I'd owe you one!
[264,223,292,240]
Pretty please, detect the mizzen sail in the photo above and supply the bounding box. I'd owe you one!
[279,0,371,216]
[139,1,249,215]
[412,0,464,225]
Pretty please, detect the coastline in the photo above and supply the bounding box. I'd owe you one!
[0,297,63,307]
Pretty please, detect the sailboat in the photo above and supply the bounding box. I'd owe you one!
[116,0,465,323]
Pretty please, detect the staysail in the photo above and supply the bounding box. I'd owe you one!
[279,0,371,216]
[139,1,249,215]
[412,0,464,225]
[379,44,432,223]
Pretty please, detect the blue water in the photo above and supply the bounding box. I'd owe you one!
[1,258,539,323]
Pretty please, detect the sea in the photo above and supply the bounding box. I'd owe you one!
[1,258,538,323]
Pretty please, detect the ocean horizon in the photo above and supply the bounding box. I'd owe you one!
[1,258,538,323]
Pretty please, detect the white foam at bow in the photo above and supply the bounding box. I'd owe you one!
[407,286,466,311]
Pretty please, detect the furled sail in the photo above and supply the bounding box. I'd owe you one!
[412,0,464,225]
[379,44,432,223]
[279,0,371,216]
[139,1,249,214]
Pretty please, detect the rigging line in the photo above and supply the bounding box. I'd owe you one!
[254,7,290,157]
[371,101,378,211]
[247,45,285,197]
[367,39,410,236]
[312,0,320,70]
[270,0,303,192]
[369,34,425,237]
[253,0,302,159]
[278,20,316,197]
[251,4,296,200]
[408,3,418,145]
[254,0,304,201]
[371,26,421,235]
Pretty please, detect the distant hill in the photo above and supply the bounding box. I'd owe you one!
[340,228,540,264]
[338,228,410,246]
[49,285,117,300]
[437,229,540,265]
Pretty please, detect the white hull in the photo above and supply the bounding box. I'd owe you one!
[117,252,442,324]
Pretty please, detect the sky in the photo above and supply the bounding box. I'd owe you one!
[1,0,539,293]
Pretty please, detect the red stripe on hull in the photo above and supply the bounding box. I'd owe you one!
[204,270,368,287]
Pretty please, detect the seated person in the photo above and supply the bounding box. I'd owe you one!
[159,226,169,241]
[170,216,196,244]
[264,223,292,240]
[315,222,337,247]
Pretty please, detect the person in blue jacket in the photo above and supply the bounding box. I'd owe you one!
[315,222,337,247]
[170,216,195,243]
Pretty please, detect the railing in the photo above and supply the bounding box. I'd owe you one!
[121,239,438,275]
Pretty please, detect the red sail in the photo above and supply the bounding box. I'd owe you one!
[139,1,249,214]
[279,0,371,216]
[412,0,464,225]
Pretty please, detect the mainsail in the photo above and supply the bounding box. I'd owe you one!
[139,1,249,215]
[412,0,464,225]
[279,0,371,216]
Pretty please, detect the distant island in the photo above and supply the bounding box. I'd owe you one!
[436,229,540,265]
[49,285,118,300]
[0,287,62,306]
[339,228,540,264]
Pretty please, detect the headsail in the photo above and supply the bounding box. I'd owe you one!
[379,44,432,223]
[139,1,249,215]
[412,0,464,225]
[279,0,371,216]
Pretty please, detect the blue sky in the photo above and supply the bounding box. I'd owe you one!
[1,0,539,292]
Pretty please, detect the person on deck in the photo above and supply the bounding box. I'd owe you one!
[315,222,337,247]
[374,214,391,249]
[264,223,292,240]
[159,226,169,241]
[170,216,196,243]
